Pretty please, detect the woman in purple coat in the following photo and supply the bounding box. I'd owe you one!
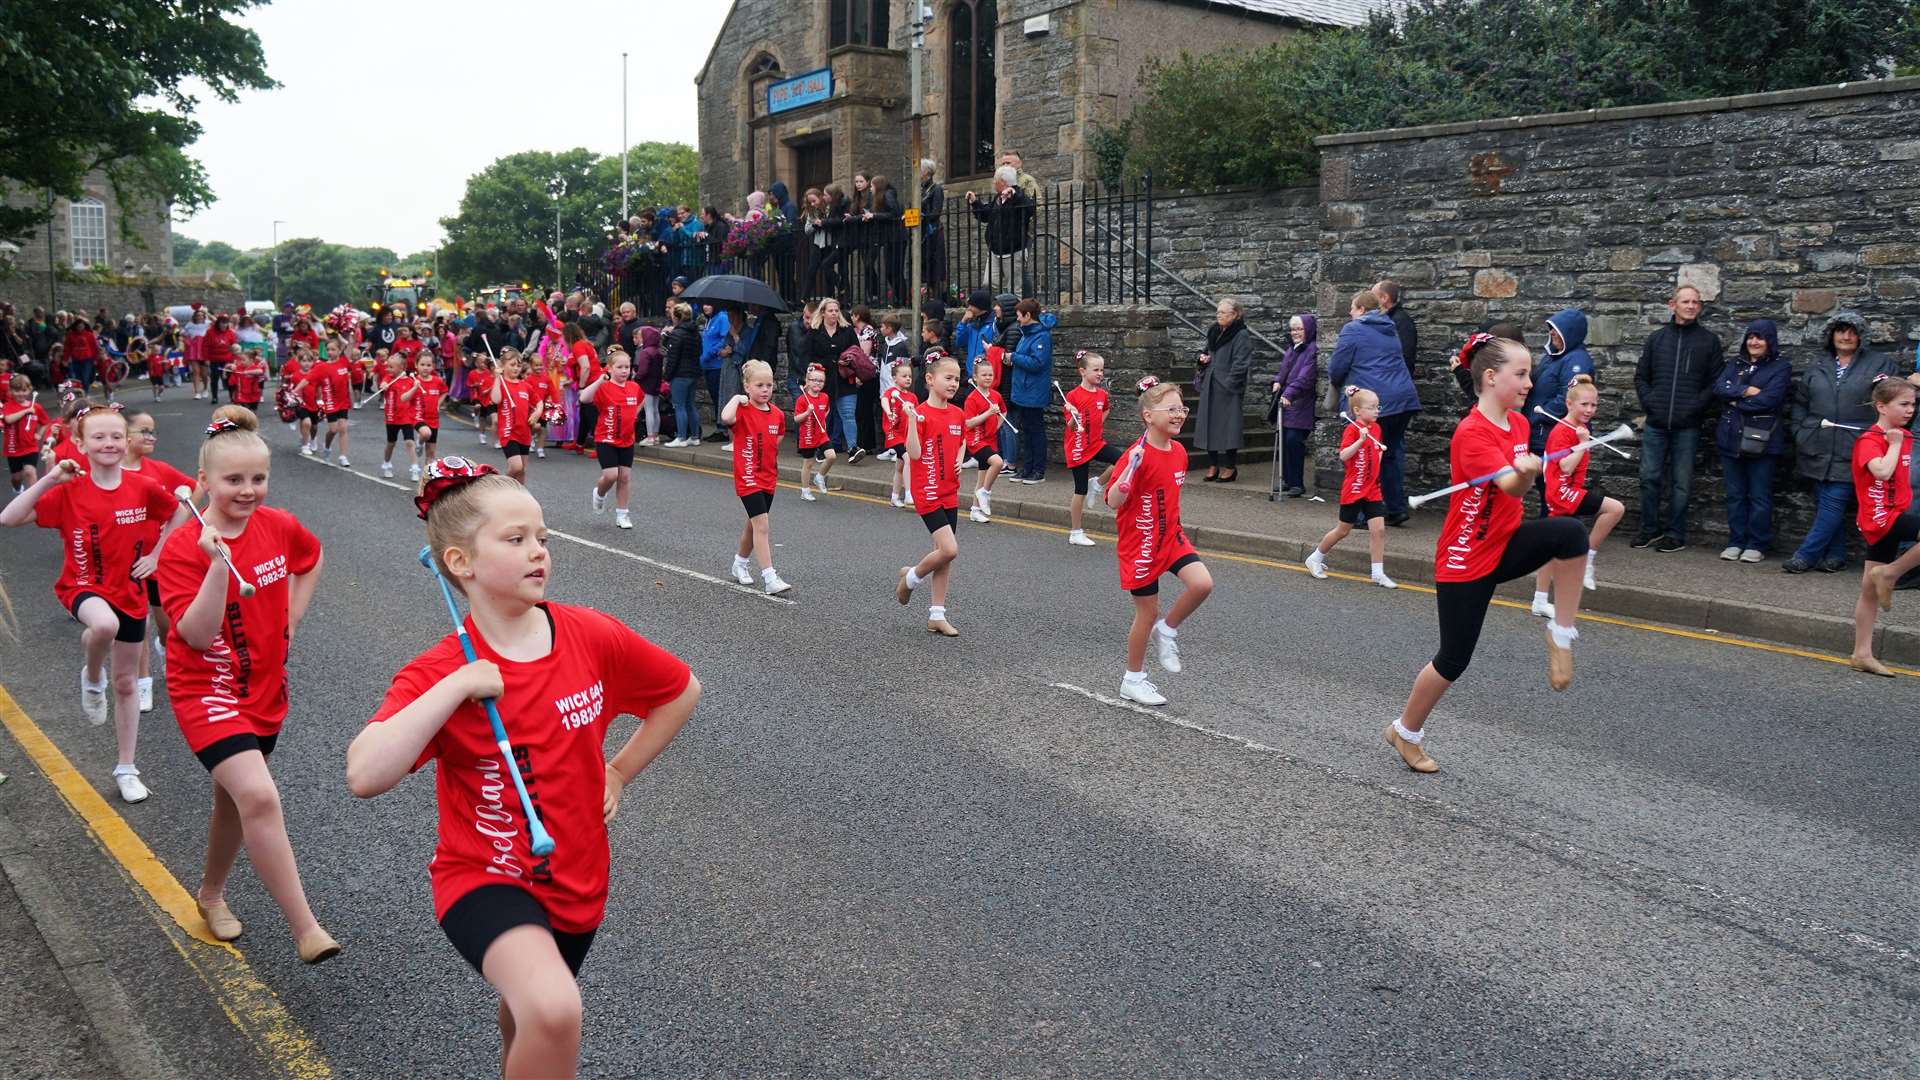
[1268,313,1319,496]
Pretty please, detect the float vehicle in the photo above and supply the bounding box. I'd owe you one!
[366,268,435,319]
[475,282,531,310]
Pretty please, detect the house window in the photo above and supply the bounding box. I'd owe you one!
[69,198,106,269]
[829,0,889,48]
[947,0,997,177]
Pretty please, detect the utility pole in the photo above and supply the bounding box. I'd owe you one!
[621,52,630,222]
[272,219,286,306]
[908,4,931,349]
[552,177,565,289]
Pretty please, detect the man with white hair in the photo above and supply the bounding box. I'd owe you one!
[967,165,1033,298]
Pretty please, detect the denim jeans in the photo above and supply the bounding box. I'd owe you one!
[834,393,860,453]
[1791,480,1852,565]
[999,422,1017,470]
[1016,405,1047,478]
[1377,411,1414,513]
[1720,454,1776,552]
[1281,427,1309,491]
[71,359,95,391]
[670,377,700,441]
[702,367,725,435]
[1638,425,1699,541]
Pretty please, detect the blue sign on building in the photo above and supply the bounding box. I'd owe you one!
[768,68,832,115]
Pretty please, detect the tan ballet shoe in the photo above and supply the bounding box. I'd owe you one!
[926,619,959,637]
[197,900,242,942]
[297,928,341,965]
[1545,624,1574,691]
[895,567,913,605]
[1385,724,1439,773]
[1850,653,1896,678]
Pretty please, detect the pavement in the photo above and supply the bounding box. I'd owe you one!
[0,399,1915,1079]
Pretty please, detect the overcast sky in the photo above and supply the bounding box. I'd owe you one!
[179,0,730,255]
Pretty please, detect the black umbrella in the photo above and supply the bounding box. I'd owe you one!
[675,274,787,313]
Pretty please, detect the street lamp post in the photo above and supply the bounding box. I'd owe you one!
[272,219,286,306]
[551,178,566,289]
[909,5,931,347]
[621,52,629,222]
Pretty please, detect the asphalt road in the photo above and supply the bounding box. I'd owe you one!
[0,401,1914,1079]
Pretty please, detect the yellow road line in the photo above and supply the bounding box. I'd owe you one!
[0,683,333,1079]
[637,455,1918,678]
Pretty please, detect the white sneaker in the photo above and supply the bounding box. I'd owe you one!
[890,493,906,509]
[536,447,546,459]
[969,507,989,524]
[1088,478,1104,501]
[591,487,607,514]
[813,474,827,494]
[380,462,393,478]
[1719,545,1741,561]
[300,444,314,457]
[1583,566,1598,591]
[1371,570,1398,590]
[688,437,701,447]
[1740,549,1765,563]
[336,456,350,468]
[976,489,992,516]
[137,677,153,714]
[721,442,734,452]
[1120,676,1167,707]
[1067,529,1097,547]
[1530,596,1556,619]
[409,463,422,481]
[80,668,108,726]
[877,449,897,461]
[112,765,149,804]
[478,430,488,444]
[762,570,793,596]
[1153,623,1182,674]
[614,510,633,530]
[731,557,754,586]
[960,457,977,469]
[665,437,687,448]
[1304,550,1328,579]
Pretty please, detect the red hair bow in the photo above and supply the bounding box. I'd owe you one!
[1137,375,1160,392]
[204,417,241,438]
[414,456,498,520]
[1451,332,1495,371]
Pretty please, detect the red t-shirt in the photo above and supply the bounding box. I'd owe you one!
[368,604,692,933]
[1542,422,1591,517]
[143,352,166,380]
[3,402,51,457]
[226,359,267,404]
[413,374,447,428]
[794,390,832,451]
[1434,409,1531,583]
[125,458,192,506]
[383,375,420,425]
[732,403,785,496]
[289,328,320,354]
[963,388,1003,453]
[1339,422,1384,505]
[35,470,176,617]
[51,436,82,470]
[467,368,495,406]
[305,360,353,414]
[1114,438,1197,590]
[592,380,643,447]
[1853,427,1913,543]
[1063,385,1111,468]
[909,400,964,512]
[158,506,321,752]
[496,378,535,446]
[393,338,425,362]
[570,341,602,389]
[881,387,913,449]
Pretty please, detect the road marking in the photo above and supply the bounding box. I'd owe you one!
[637,455,1918,677]
[293,451,794,606]
[0,683,333,1079]
[1046,680,1919,970]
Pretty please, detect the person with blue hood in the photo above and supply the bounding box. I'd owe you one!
[1711,319,1792,563]
[1268,313,1319,496]
[1329,289,1422,521]
[699,305,732,442]
[1007,298,1055,483]
[952,288,996,379]
[1524,309,1595,510]
[766,181,798,223]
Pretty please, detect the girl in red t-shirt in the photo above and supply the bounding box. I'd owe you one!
[378,355,420,481]
[961,359,1009,523]
[348,462,700,1080]
[581,349,643,530]
[0,402,183,801]
[1850,377,1920,677]
[1387,335,1590,775]
[721,360,792,595]
[793,364,837,502]
[491,351,537,482]
[4,373,51,490]
[1529,375,1625,619]
[467,359,497,446]
[157,412,337,963]
[881,362,915,508]
[896,355,967,636]
[1102,377,1214,707]
[412,353,448,474]
[122,406,195,713]
[1063,351,1122,547]
[1304,387,1396,590]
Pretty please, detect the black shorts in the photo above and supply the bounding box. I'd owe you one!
[1071,444,1124,495]
[1431,516,1588,682]
[148,372,164,387]
[69,593,146,643]
[417,425,439,443]
[475,406,496,422]
[1339,498,1386,525]
[440,884,596,978]
[386,423,415,444]
[235,401,258,414]
[146,578,161,607]
[1567,487,1607,520]
[801,444,830,461]
[326,410,349,424]
[1129,552,1203,597]
[7,453,36,475]
[1864,510,1920,564]
[501,441,530,460]
[297,408,320,423]
[964,448,1000,470]
[921,506,960,534]
[595,442,635,469]
[741,490,774,518]
[194,730,279,772]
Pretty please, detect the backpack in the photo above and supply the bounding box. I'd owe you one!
[838,345,877,386]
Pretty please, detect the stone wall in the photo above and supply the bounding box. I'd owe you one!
[1,172,173,276]
[0,273,242,319]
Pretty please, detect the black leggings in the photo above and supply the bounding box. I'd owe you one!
[1432,517,1587,682]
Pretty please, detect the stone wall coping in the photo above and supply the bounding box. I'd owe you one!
[1153,184,1320,204]
[1313,75,1920,148]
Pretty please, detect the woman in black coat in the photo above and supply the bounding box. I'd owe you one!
[808,299,859,454]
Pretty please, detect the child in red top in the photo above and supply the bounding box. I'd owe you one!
[122,406,194,712]
[532,354,563,459]
[1103,377,1212,707]
[1304,387,1396,589]
[412,353,448,473]
[226,348,268,411]
[303,337,355,466]
[793,364,837,502]
[491,351,536,482]
[1388,334,1589,775]
[1529,375,1625,618]
[1063,351,1122,547]
[565,323,602,457]
[467,360,497,447]
[378,355,420,481]
[721,360,792,595]
[961,359,1009,524]
[0,402,183,801]
[4,373,51,490]
[141,341,167,400]
[581,349,643,529]
[1849,377,1920,676]
[348,462,699,1080]
[896,355,967,637]
[157,411,338,964]
[881,362,915,509]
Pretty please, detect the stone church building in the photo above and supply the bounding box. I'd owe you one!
[696,0,1375,203]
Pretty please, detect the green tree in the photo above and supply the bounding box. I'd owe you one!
[0,0,277,247]
[272,238,350,310]
[593,142,701,217]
